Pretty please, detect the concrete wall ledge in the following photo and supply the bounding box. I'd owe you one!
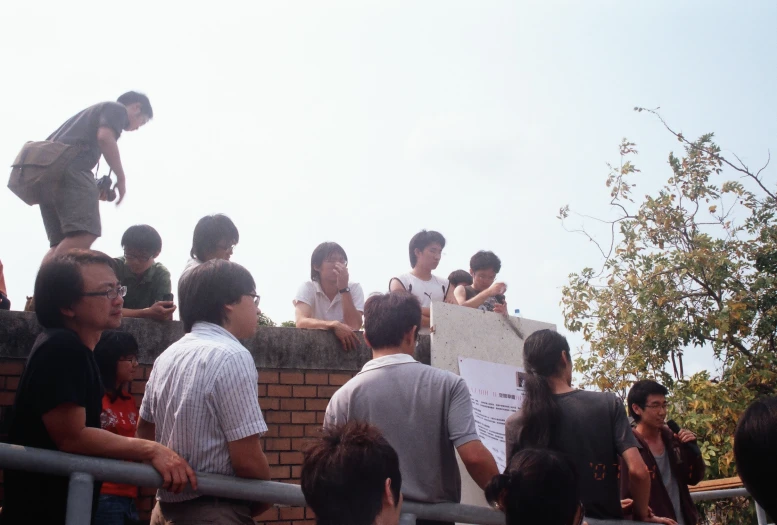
[0,311,431,371]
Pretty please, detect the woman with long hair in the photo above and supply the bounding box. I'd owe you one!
[504,330,674,525]
[93,331,141,525]
[486,448,584,525]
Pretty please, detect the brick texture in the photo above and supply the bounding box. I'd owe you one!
[0,358,354,525]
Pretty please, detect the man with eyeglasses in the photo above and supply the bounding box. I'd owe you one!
[139,259,271,525]
[2,250,196,525]
[294,242,364,350]
[620,380,705,525]
[113,224,176,321]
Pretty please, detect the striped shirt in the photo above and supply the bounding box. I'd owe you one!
[139,322,268,502]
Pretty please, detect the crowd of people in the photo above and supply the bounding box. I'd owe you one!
[1,93,775,525]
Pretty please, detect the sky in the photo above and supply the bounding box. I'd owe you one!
[1,1,775,379]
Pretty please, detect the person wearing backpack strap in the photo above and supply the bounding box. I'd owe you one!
[15,92,153,266]
[389,230,457,335]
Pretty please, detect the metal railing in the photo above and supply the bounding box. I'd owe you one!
[0,443,770,525]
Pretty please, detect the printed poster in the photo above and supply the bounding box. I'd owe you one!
[458,357,526,471]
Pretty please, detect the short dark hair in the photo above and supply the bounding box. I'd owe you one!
[627,379,669,422]
[34,250,115,329]
[448,269,473,288]
[117,91,153,118]
[178,259,255,332]
[190,214,240,261]
[94,331,139,402]
[121,224,162,255]
[735,396,777,518]
[310,242,347,282]
[363,292,421,350]
[470,250,502,274]
[486,448,579,525]
[408,230,445,268]
[302,421,401,525]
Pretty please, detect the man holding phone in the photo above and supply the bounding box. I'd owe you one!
[113,225,176,321]
[453,250,509,315]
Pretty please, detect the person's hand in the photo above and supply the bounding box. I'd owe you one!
[620,498,634,514]
[487,282,507,296]
[675,428,697,444]
[150,443,197,494]
[330,321,360,351]
[115,176,126,205]
[145,301,176,321]
[493,301,508,316]
[334,262,350,290]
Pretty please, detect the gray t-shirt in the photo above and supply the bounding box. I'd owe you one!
[325,354,480,503]
[47,101,129,172]
[505,390,639,520]
[654,451,686,525]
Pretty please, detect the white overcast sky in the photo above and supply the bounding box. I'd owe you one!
[1,1,775,378]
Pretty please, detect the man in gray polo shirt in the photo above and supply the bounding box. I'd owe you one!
[325,292,498,524]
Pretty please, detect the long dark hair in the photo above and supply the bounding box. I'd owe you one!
[94,331,138,402]
[514,329,570,454]
[485,448,579,525]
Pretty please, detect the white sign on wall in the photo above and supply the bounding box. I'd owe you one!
[458,357,526,472]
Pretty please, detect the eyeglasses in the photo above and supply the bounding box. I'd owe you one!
[324,258,347,266]
[247,293,260,307]
[645,402,669,410]
[118,356,139,365]
[123,251,152,262]
[82,286,127,300]
[217,243,236,252]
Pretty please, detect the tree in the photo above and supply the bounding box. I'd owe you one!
[560,108,777,522]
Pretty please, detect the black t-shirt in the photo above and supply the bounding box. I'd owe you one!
[47,101,129,172]
[505,390,639,520]
[2,329,104,524]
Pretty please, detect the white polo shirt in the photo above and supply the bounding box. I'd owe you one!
[293,280,365,322]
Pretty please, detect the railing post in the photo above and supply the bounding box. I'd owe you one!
[399,513,417,525]
[755,501,769,525]
[65,471,94,525]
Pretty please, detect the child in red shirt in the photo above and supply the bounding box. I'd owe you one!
[93,331,141,525]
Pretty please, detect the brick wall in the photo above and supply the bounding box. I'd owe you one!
[0,358,355,524]
[0,311,431,524]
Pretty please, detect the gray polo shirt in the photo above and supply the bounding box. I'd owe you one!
[325,353,480,503]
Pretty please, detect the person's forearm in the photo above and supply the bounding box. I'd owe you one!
[97,133,126,179]
[628,467,651,519]
[61,427,156,462]
[464,454,499,490]
[340,294,363,330]
[122,308,148,319]
[459,290,491,309]
[421,311,431,328]
[296,317,339,331]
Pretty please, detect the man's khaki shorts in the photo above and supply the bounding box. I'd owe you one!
[39,164,101,247]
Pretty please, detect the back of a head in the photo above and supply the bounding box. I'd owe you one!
[94,331,139,394]
[34,249,115,329]
[486,448,579,525]
[448,269,473,288]
[734,395,777,518]
[363,292,422,350]
[514,329,570,451]
[121,224,162,255]
[408,230,445,268]
[190,214,240,261]
[117,91,153,118]
[470,250,502,273]
[178,259,255,333]
[302,421,402,525]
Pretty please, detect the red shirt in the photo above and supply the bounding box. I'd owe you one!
[99,393,139,498]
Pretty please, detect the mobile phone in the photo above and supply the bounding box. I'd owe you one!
[162,293,174,302]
